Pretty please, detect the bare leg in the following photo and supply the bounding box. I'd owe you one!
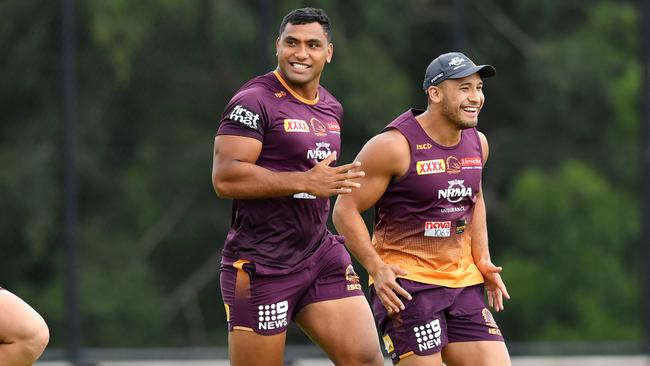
[394,352,443,366]
[442,341,510,366]
[295,296,384,366]
[228,329,287,366]
[0,290,49,366]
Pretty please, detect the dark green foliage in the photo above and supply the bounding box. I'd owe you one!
[0,0,641,347]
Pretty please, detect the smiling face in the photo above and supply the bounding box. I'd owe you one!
[275,22,333,99]
[437,73,485,129]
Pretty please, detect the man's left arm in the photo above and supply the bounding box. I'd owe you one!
[472,131,510,311]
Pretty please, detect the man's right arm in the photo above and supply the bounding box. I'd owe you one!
[212,135,363,199]
[333,130,412,314]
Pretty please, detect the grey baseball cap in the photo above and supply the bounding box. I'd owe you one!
[422,52,496,90]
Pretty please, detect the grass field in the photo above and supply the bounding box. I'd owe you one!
[37,355,650,366]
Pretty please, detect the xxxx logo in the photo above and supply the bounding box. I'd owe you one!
[416,159,446,175]
[284,119,309,132]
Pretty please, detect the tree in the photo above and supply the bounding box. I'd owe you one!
[496,161,640,341]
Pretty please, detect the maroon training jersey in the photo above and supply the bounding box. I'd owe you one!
[217,70,343,269]
[372,109,485,287]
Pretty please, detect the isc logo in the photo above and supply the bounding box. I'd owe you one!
[416,159,446,175]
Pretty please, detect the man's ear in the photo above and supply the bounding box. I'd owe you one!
[427,86,442,103]
[326,42,333,63]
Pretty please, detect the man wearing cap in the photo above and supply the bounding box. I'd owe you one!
[333,52,511,365]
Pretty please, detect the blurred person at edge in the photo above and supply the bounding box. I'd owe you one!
[0,288,49,366]
[212,7,383,366]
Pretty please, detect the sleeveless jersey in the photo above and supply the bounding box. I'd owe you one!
[217,70,343,269]
[372,109,485,287]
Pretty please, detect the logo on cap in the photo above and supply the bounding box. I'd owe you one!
[430,72,444,84]
[449,57,465,66]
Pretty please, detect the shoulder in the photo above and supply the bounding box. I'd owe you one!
[476,129,488,144]
[231,83,274,106]
[230,72,283,105]
[223,83,283,128]
[219,77,278,135]
[476,130,489,163]
[318,86,343,114]
[381,109,423,135]
[372,128,410,150]
[357,129,410,177]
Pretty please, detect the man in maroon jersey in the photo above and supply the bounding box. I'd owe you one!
[212,7,384,366]
[334,52,511,365]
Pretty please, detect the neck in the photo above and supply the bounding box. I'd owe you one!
[275,68,320,101]
[294,84,319,100]
[415,109,463,146]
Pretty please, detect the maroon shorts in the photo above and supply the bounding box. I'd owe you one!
[370,279,504,364]
[220,235,364,335]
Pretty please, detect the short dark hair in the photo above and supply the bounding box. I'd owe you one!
[279,7,332,42]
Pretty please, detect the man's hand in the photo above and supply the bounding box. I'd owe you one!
[370,263,412,315]
[304,152,365,197]
[476,260,510,312]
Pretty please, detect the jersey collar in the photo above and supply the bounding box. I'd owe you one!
[273,70,319,105]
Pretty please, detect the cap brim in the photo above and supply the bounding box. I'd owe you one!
[450,64,496,80]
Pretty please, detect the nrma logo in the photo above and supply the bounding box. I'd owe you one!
[307,142,332,161]
[258,300,288,331]
[438,179,472,203]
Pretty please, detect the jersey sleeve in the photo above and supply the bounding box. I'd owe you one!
[217,87,268,141]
